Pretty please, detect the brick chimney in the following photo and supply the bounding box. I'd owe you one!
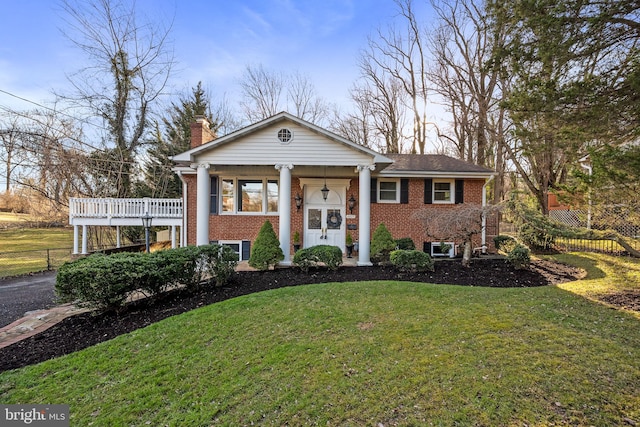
[190,115,216,149]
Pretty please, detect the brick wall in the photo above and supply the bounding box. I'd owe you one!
[185,175,492,253]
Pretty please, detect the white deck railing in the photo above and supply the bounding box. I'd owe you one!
[69,197,183,219]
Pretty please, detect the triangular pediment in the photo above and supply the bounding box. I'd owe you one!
[172,112,392,168]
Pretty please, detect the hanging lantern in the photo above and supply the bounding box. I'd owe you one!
[321,183,329,201]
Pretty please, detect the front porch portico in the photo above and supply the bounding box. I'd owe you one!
[173,112,393,266]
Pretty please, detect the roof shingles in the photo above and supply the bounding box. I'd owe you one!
[383,154,493,174]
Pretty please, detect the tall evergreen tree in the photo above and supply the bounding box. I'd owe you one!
[141,82,219,198]
[487,0,640,213]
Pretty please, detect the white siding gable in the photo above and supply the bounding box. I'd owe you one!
[194,122,373,166]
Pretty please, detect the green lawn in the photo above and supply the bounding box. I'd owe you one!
[0,228,74,277]
[1,254,638,425]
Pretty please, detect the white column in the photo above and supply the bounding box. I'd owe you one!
[81,225,88,255]
[116,226,121,248]
[73,225,79,255]
[276,164,294,265]
[357,164,375,266]
[195,163,211,246]
[179,171,188,247]
[171,225,177,248]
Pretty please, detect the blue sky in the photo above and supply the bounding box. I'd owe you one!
[0,0,432,114]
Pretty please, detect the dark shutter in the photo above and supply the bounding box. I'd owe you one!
[210,176,218,214]
[424,179,433,204]
[455,179,464,204]
[370,178,377,203]
[400,179,409,204]
[423,242,432,254]
[242,240,251,261]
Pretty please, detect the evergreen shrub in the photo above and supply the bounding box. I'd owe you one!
[370,223,397,265]
[249,220,284,270]
[390,249,434,272]
[507,244,531,269]
[494,235,517,253]
[55,244,239,311]
[395,237,416,250]
[293,245,343,272]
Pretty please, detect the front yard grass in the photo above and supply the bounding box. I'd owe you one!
[0,254,638,425]
[0,228,74,277]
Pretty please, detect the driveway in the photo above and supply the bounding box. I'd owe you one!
[0,271,58,328]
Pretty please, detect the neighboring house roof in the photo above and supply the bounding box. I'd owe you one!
[379,154,494,178]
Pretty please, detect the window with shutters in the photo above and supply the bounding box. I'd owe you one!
[377,179,399,203]
[220,177,279,214]
[433,180,454,204]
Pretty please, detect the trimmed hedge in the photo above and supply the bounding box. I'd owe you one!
[293,245,343,272]
[55,244,238,311]
[390,249,434,272]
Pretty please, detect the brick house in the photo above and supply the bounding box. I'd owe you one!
[171,112,494,266]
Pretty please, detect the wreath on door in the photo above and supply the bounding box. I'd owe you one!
[327,211,342,229]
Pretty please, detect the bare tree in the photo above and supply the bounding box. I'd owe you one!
[426,0,511,209]
[0,113,29,193]
[287,71,329,124]
[354,55,409,153]
[239,64,328,125]
[357,0,429,153]
[58,0,175,197]
[239,64,285,122]
[414,203,501,266]
[2,108,92,219]
[328,92,376,149]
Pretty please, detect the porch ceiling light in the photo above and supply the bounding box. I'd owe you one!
[348,194,356,213]
[321,183,330,201]
[322,166,330,201]
[295,193,303,211]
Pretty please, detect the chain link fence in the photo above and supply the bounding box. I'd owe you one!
[0,248,73,279]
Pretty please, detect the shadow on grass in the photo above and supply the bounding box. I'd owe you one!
[552,253,606,280]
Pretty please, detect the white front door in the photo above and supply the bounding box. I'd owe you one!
[305,206,344,249]
[302,182,346,251]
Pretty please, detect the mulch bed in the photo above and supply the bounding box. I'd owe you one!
[0,258,585,372]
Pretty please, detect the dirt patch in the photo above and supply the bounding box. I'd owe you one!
[599,290,640,312]
[0,258,583,373]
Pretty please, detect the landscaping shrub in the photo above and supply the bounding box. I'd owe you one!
[293,245,343,272]
[55,244,239,311]
[507,244,531,269]
[56,252,143,311]
[395,237,416,250]
[370,223,397,265]
[136,252,171,297]
[249,220,284,270]
[390,249,434,272]
[198,244,238,286]
[494,235,517,253]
